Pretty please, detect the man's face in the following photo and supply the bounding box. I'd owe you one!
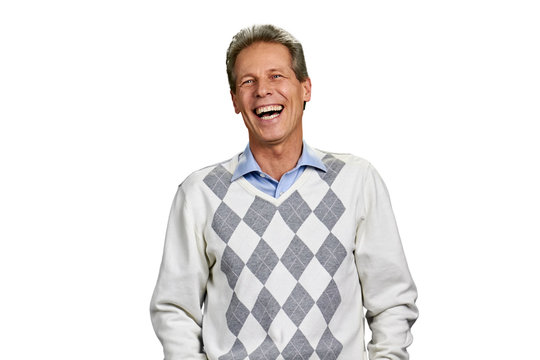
[231,42,311,149]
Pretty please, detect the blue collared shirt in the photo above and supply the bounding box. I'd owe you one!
[231,142,327,198]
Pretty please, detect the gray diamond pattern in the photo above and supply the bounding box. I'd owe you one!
[315,233,347,277]
[318,154,345,186]
[243,196,277,236]
[218,339,248,360]
[252,288,281,332]
[283,283,315,327]
[316,280,341,324]
[277,191,312,233]
[221,246,245,289]
[203,164,232,200]
[247,240,279,284]
[212,202,241,243]
[225,293,250,336]
[281,235,314,280]
[316,328,343,360]
[281,330,314,359]
[209,158,350,354]
[313,189,345,230]
[250,335,280,360]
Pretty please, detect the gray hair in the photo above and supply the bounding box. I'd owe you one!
[226,24,309,93]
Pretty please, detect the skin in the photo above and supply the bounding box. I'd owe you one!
[231,42,312,181]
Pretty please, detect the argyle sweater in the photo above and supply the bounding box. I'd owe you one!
[150,149,418,360]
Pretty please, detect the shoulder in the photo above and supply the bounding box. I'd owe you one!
[178,153,240,196]
[311,147,373,174]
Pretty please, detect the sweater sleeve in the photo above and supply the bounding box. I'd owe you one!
[150,186,209,360]
[354,164,419,360]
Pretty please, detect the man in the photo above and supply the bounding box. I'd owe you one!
[150,24,418,360]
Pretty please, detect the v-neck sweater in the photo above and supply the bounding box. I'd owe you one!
[150,149,418,360]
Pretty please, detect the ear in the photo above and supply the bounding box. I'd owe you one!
[230,90,240,114]
[302,78,312,102]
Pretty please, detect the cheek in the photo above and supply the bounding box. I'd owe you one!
[281,84,303,103]
[237,94,253,112]
[279,86,291,97]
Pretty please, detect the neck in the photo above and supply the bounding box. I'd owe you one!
[249,136,303,181]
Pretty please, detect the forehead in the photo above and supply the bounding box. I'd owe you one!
[234,42,293,75]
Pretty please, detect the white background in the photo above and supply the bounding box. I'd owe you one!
[1,1,539,359]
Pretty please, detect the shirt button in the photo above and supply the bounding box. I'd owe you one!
[259,173,265,178]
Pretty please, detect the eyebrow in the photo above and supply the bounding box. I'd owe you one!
[238,68,289,80]
[266,68,286,73]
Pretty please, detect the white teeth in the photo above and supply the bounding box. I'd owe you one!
[255,105,283,115]
[260,112,280,120]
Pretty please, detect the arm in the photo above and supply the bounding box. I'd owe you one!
[150,186,209,360]
[355,164,419,360]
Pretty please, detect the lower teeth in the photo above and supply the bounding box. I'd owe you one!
[261,113,279,120]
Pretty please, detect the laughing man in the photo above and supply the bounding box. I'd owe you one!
[150,24,418,360]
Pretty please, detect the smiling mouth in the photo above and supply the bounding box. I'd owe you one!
[254,105,283,120]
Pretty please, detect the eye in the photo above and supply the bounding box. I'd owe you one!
[271,74,282,79]
[242,79,254,86]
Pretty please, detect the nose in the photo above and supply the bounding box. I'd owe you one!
[255,78,272,98]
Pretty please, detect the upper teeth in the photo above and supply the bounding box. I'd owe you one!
[256,105,283,115]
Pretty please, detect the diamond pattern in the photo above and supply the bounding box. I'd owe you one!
[283,283,315,327]
[281,330,314,359]
[315,233,347,277]
[316,328,343,360]
[203,164,232,200]
[313,189,345,230]
[247,240,279,284]
[316,280,341,324]
[225,293,250,336]
[250,335,280,360]
[208,156,353,355]
[278,191,312,233]
[263,262,298,305]
[319,154,345,186]
[221,246,245,289]
[281,236,314,280]
[218,339,248,360]
[252,288,281,332]
[243,196,277,236]
[212,202,241,243]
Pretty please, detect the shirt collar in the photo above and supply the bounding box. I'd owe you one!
[231,141,327,182]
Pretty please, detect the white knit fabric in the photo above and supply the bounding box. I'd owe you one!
[150,149,418,360]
